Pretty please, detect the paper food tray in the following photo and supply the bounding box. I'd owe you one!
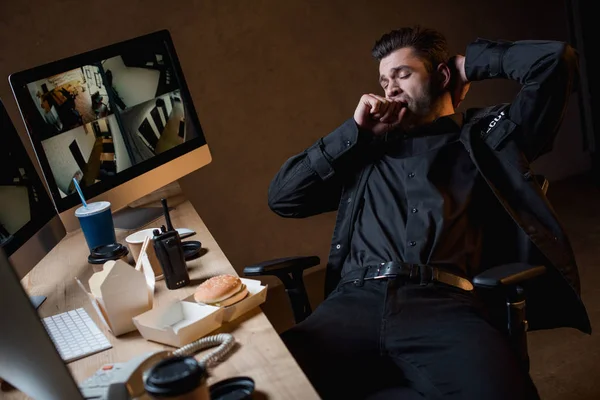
[133,301,224,348]
[184,277,268,322]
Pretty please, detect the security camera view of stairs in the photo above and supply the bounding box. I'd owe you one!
[26,46,196,198]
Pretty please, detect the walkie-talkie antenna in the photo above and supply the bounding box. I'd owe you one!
[161,198,174,231]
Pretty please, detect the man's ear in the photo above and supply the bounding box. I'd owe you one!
[436,63,452,90]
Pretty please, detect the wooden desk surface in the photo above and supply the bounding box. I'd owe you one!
[8,201,318,399]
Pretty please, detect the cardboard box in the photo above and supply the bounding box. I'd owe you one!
[132,301,224,347]
[75,254,155,336]
[185,278,268,322]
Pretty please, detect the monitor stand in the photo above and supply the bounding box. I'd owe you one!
[30,295,46,310]
[111,183,187,231]
[112,206,172,231]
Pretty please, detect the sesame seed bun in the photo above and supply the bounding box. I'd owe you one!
[194,274,248,306]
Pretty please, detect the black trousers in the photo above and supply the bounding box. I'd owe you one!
[281,278,540,400]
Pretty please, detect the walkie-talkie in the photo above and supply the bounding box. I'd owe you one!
[153,198,190,290]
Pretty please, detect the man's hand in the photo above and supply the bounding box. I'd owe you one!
[353,94,407,136]
[448,55,470,109]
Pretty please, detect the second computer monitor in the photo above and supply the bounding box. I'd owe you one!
[0,98,66,281]
[9,30,211,232]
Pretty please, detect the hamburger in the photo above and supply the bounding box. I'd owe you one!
[193,274,248,307]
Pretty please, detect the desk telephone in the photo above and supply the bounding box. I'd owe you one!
[79,333,235,400]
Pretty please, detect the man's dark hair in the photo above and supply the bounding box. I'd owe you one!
[371,26,449,72]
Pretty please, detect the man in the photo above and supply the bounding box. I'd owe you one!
[268,26,590,399]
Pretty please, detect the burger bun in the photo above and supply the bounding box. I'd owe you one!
[194,274,248,307]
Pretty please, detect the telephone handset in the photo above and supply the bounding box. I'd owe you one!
[79,333,235,400]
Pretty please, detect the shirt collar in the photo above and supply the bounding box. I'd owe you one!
[415,112,464,135]
[443,112,464,130]
[384,112,464,142]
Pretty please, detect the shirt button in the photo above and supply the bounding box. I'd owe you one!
[408,172,415,178]
[411,208,418,213]
[408,241,416,247]
[345,140,351,147]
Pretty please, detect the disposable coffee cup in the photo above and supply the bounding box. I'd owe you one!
[144,356,209,400]
[75,201,116,252]
[125,228,163,279]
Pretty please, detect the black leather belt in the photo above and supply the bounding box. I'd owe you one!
[340,261,474,292]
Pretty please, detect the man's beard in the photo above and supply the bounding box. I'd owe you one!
[402,79,443,129]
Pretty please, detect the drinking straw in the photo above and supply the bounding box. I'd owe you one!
[72,178,88,208]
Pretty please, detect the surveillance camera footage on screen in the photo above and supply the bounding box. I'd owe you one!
[24,43,197,199]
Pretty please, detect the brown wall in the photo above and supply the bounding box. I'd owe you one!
[0,0,586,329]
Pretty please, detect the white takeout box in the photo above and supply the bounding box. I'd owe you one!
[184,277,268,322]
[132,301,224,347]
[75,254,155,336]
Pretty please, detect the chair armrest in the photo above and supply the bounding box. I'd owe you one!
[243,256,320,324]
[473,263,547,289]
[474,263,547,373]
[243,256,320,277]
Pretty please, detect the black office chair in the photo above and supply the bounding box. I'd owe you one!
[244,175,550,373]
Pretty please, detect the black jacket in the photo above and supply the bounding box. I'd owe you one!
[268,38,591,334]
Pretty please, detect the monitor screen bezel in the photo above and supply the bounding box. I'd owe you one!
[8,29,207,214]
[0,98,60,258]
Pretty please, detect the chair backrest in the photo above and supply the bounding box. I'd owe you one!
[517,174,549,265]
[483,173,548,372]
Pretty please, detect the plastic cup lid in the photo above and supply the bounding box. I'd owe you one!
[182,240,202,261]
[209,376,255,400]
[75,201,111,217]
[88,243,129,264]
[144,356,207,397]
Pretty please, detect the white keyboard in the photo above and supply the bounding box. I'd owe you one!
[42,308,112,363]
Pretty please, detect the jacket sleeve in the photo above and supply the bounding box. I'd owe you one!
[465,38,579,161]
[268,118,372,218]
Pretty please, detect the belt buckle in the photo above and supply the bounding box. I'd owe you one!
[373,263,385,280]
[373,262,399,280]
[374,262,396,280]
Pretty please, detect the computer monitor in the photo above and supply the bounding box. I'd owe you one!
[0,247,84,400]
[8,29,212,233]
[0,98,66,289]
